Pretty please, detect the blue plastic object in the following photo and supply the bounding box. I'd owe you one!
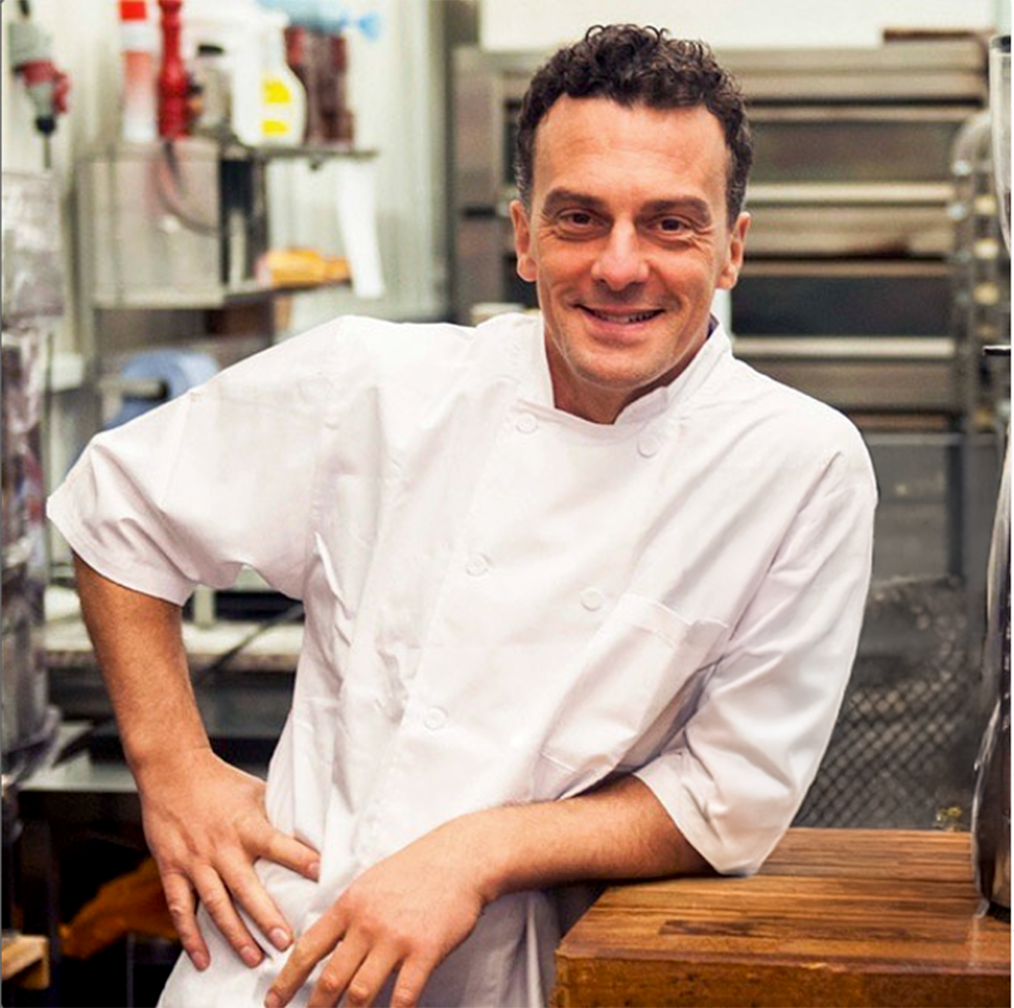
[255,0,382,39]
[105,349,219,430]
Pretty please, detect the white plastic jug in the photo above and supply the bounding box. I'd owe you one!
[182,0,265,146]
[259,9,307,145]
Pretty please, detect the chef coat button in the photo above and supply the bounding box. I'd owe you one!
[581,588,605,611]
[638,433,662,458]
[465,553,490,576]
[423,707,447,731]
[515,412,539,434]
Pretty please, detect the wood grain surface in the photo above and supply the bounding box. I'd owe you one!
[1,934,50,989]
[553,829,1010,1007]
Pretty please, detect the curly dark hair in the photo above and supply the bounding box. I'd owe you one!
[514,25,753,223]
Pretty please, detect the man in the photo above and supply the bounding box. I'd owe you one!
[49,25,876,1008]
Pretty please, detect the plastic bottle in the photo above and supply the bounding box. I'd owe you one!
[119,0,158,142]
[183,0,265,147]
[192,43,233,139]
[259,10,306,146]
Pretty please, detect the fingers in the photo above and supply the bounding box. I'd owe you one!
[340,946,402,1008]
[266,922,438,1008]
[167,853,301,970]
[162,870,209,971]
[191,865,264,967]
[391,956,440,1008]
[266,907,347,1007]
[233,820,319,949]
[258,826,321,883]
[157,822,317,971]
[306,933,372,1008]
[218,858,295,953]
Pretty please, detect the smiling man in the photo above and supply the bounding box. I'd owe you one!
[49,25,876,1008]
[511,97,748,423]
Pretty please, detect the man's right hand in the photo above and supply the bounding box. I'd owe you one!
[138,747,320,971]
[71,555,320,973]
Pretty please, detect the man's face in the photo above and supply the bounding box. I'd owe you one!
[510,97,750,424]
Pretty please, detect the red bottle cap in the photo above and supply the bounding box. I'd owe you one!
[120,0,148,21]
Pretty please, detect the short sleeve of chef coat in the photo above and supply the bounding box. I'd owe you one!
[47,321,340,606]
[635,427,877,876]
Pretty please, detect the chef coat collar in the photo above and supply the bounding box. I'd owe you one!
[510,313,730,426]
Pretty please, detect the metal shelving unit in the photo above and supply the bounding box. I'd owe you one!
[74,136,377,421]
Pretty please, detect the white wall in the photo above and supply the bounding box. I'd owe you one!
[480,0,1001,52]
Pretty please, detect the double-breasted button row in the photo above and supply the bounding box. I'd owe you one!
[514,410,663,458]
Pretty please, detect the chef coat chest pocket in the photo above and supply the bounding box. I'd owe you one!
[536,595,727,799]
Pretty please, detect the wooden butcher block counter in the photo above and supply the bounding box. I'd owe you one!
[553,828,1010,1007]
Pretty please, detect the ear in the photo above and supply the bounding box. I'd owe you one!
[510,199,538,282]
[716,212,750,290]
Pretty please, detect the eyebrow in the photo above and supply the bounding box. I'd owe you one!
[540,188,713,223]
[540,188,609,217]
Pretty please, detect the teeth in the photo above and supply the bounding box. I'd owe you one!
[590,309,658,323]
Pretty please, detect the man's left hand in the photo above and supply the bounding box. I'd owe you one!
[264,820,488,1008]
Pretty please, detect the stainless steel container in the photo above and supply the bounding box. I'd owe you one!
[76,138,269,308]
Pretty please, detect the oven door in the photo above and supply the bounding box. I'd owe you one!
[744,105,971,258]
[731,260,959,418]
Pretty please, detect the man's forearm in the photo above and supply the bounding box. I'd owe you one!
[267,773,711,1007]
[73,553,211,775]
[459,775,712,904]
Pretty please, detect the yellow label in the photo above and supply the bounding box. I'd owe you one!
[262,119,290,136]
[263,78,292,104]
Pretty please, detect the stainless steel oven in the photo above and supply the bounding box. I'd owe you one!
[721,39,990,429]
[450,36,990,423]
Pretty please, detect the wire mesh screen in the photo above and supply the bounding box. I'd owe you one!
[795,576,988,830]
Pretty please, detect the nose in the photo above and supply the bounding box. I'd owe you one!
[590,222,650,291]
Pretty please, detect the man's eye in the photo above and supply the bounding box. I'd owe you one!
[657,217,688,233]
[560,211,595,228]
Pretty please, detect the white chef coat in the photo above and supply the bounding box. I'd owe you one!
[48,312,876,1007]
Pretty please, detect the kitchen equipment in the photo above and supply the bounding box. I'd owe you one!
[77,138,268,305]
[990,35,1011,248]
[7,14,70,141]
[971,33,1011,919]
[0,172,62,787]
[972,431,1011,917]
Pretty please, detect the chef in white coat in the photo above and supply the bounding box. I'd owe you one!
[48,25,876,1008]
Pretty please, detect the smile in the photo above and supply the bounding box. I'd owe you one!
[581,307,663,324]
